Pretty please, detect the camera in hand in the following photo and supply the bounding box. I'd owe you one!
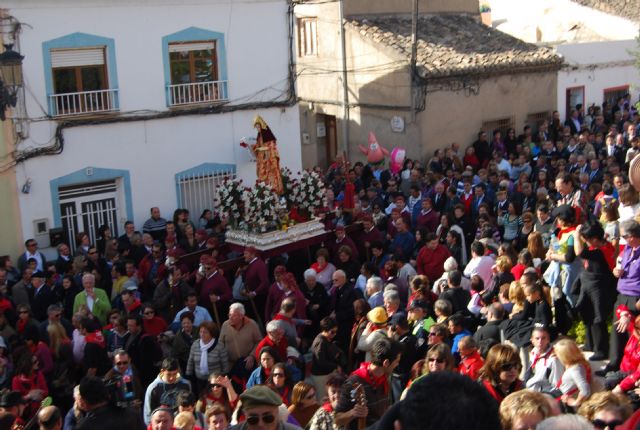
[105,374,135,408]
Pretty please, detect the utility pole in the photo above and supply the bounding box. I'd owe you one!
[410,0,418,122]
[339,0,350,158]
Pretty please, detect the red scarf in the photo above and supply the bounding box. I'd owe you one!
[311,262,327,274]
[556,225,577,239]
[17,318,28,334]
[322,402,333,413]
[274,313,293,324]
[127,299,142,313]
[587,242,616,271]
[352,362,388,394]
[278,386,291,406]
[85,330,106,348]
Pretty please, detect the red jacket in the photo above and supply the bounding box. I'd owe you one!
[416,244,451,282]
[458,350,484,381]
[619,331,640,391]
[254,335,288,362]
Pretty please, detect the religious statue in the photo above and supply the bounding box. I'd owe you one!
[246,116,284,194]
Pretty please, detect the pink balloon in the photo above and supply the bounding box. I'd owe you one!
[390,148,406,174]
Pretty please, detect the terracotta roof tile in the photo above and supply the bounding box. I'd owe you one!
[347,14,563,79]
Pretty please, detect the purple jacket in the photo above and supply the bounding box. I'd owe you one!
[617,246,640,296]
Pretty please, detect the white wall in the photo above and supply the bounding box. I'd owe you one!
[5,0,302,243]
[491,0,639,43]
[557,40,640,120]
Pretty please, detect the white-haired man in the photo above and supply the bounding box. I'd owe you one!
[220,303,262,373]
[254,320,287,362]
[73,273,111,325]
[366,277,384,309]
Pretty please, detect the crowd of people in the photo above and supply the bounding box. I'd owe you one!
[1,98,640,430]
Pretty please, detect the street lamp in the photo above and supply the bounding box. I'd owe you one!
[0,44,24,121]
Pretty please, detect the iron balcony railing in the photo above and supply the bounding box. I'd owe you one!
[167,80,228,106]
[49,88,119,117]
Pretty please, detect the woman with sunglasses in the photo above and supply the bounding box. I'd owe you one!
[199,373,238,419]
[16,304,39,337]
[288,381,319,428]
[141,303,168,337]
[603,219,640,376]
[266,362,294,406]
[421,343,455,376]
[11,352,48,420]
[426,323,449,348]
[578,391,632,430]
[479,344,523,404]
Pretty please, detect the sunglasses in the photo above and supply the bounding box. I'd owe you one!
[246,414,276,425]
[272,373,285,378]
[500,362,519,372]
[592,419,624,429]
[209,384,223,389]
[116,361,129,366]
[428,332,439,337]
[428,357,445,364]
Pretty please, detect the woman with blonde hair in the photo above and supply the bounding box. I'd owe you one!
[173,411,196,430]
[288,381,319,428]
[47,321,71,359]
[553,338,591,409]
[488,257,515,301]
[507,282,526,318]
[499,390,552,430]
[577,391,632,429]
[479,344,523,404]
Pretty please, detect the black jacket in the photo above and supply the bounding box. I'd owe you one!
[76,405,144,430]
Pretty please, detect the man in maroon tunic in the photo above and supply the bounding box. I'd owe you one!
[415,233,451,283]
[264,265,287,322]
[358,215,383,261]
[242,246,269,325]
[196,256,232,324]
[330,224,359,264]
[415,198,440,233]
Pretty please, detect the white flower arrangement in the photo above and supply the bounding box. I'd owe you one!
[244,180,281,232]
[216,169,324,233]
[293,170,325,212]
[215,177,245,228]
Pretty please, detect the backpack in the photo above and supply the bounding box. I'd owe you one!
[158,383,187,410]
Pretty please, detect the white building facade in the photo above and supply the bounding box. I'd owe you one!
[3,0,301,254]
[557,40,640,121]
[490,0,640,122]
